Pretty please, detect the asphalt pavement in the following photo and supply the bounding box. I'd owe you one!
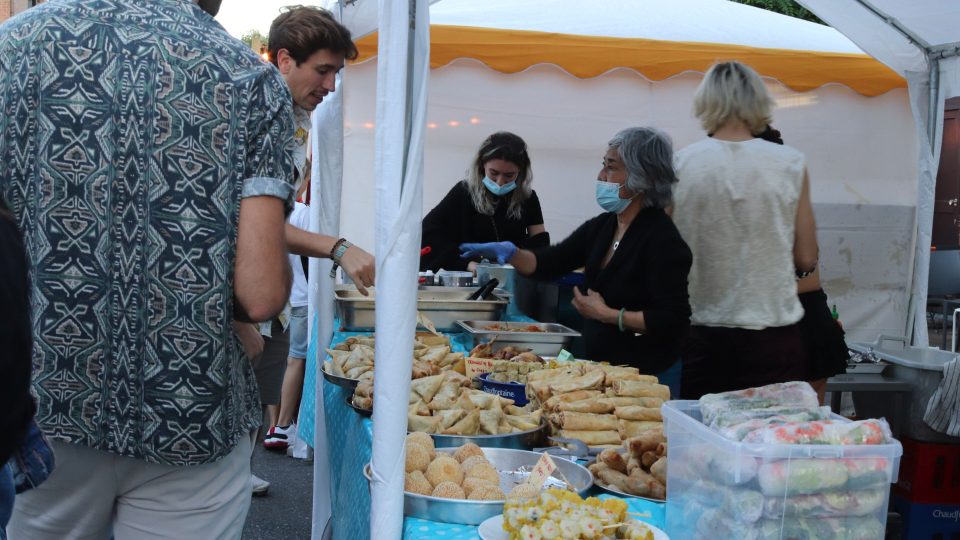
[243,444,314,539]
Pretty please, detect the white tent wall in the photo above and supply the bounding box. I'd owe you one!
[337,58,917,342]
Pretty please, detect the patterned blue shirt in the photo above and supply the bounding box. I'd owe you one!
[0,0,295,465]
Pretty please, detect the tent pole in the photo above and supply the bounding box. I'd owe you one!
[928,57,940,149]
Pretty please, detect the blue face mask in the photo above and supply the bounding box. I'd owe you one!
[595,181,634,214]
[482,176,517,197]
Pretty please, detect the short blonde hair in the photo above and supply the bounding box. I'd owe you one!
[693,61,773,135]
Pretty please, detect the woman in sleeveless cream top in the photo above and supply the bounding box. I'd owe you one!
[672,61,819,399]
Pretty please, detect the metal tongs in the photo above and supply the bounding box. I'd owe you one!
[532,436,604,459]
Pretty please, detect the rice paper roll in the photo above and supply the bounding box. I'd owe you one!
[614,406,662,421]
[762,488,887,519]
[558,411,619,431]
[557,429,621,446]
[700,446,758,486]
[844,458,892,490]
[716,407,832,440]
[758,516,886,540]
[699,381,820,428]
[757,459,848,496]
[741,418,892,445]
[610,380,670,400]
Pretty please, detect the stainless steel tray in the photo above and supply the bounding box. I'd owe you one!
[456,320,581,356]
[335,286,507,332]
[587,453,665,502]
[428,421,547,450]
[363,448,592,525]
[321,362,360,389]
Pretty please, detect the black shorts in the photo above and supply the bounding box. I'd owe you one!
[797,289,849,381]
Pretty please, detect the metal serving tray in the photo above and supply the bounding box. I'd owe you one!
[427,421,546,450]
[456,320,581,357]
[363,448,592,525]
[335,286,507,332]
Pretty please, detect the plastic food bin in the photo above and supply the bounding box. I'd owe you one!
[663,400,903,540]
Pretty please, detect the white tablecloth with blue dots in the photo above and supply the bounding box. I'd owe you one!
[297,316,665,539]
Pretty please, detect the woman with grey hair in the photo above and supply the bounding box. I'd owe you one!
[672,61,819,399]
[420,132,548,272]
[461,127,692,390]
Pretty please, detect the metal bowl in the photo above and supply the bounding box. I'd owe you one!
[346,394,372,417]
[363,447,593,525]
[428,421,546,450]
[320,363,361,390]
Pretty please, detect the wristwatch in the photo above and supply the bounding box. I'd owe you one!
[329,238,353,278]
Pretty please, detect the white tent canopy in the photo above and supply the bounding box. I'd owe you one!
[336,0,916,344]
[306,1,960,538]
[798,0,960,346]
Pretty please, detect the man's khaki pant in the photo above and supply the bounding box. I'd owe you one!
[8,436,252,540]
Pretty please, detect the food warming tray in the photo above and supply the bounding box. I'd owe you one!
[456,320,581,356]
[335,286,507,332]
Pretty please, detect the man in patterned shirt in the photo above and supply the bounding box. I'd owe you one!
[0,0,296,537]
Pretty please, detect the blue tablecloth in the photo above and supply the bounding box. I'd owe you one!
[298,317,665,539]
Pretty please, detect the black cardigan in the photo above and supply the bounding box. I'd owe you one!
[420,181,549,272]
[531,207,692,374]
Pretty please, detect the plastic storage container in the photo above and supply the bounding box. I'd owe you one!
[663,400,903,540]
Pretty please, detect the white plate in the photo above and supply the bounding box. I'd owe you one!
[477,514,669,540]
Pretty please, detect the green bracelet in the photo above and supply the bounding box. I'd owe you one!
[617,308,626,332]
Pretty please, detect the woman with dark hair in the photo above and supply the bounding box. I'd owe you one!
[460,127,692,390]
[420,132,549,272]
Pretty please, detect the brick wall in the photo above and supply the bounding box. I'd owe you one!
[0,0,11,24]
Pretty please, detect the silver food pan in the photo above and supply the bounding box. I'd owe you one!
[363,447,592,525]
[427,421,546,450]
[456,320,581,356]
[335,286,507,332]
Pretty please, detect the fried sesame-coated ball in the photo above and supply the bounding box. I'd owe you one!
[462,476,497,496]
[453,442,485,463]
[507,482,540,500]
[467,485,505,501]
[431,481,466,499]
[425,456,464,487]
[406,432,435,454]
[460,454,490,474]
[404,471,433,495]
[405,443,432,473]
[465,462,500,485]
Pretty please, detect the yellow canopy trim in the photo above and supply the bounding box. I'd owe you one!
[354,25,905,97]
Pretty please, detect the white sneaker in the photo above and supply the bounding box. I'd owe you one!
[251,473,270,496]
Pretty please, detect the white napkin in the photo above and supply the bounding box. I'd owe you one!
[923,357,960,437]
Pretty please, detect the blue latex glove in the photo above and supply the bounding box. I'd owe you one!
[459,241,517,264]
